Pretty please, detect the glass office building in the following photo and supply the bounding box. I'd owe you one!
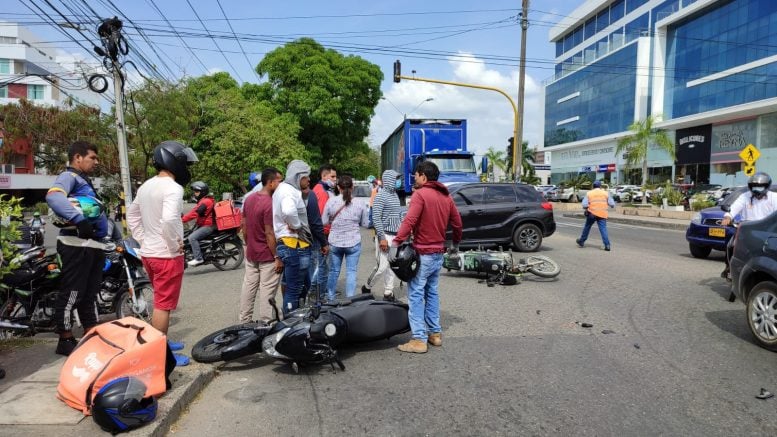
[544,0,777,187]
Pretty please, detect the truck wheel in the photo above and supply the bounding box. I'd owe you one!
[513,223,542,252]
[689,244,711,259]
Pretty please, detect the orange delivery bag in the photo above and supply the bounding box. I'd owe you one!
[57,317,175,414]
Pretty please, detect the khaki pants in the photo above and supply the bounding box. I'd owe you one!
[239,259,280,323]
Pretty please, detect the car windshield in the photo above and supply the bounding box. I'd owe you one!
[353,185,372,198]
[426,156,476,172]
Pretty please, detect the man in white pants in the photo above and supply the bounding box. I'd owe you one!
[362,170,404,301]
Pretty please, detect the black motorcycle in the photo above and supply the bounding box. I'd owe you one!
[0,246,62,336]
[184,227,244,271]
[192,294,410,372]
[97,237,154,321]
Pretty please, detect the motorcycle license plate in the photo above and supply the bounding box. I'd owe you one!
[708,227,725,238]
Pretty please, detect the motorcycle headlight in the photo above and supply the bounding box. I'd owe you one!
[691,213,702,224]
[261,327,290,359]
[324,323,337,338]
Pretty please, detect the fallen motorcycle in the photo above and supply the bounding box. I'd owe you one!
[443,247,560,285]
[192,294,410,372]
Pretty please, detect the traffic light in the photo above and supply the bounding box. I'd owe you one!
[393,60,401,83]
[507,136,514,162]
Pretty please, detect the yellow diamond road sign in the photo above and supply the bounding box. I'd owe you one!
[739,144,760,164]
[744,164,756,177]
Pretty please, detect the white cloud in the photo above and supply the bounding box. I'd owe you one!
[368,52,545,164]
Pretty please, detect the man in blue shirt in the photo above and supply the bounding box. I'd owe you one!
[47,141,109,356]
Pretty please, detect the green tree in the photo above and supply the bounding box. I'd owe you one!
[185,74,306,196]
[0,195,23,280]
[484,147,507,180]
[615,115,675,205]
[520,144,536,182]
[256,38,383,163]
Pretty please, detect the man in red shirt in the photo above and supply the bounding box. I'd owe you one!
[239,168,283,323]
[390,161,462,353]
[182,181,215,266]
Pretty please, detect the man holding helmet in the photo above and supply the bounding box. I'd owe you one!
[127,141,198,366]
[182,180,215,267]
[390,161,462,353]
[720,172,777,279]
[47,141,109,356]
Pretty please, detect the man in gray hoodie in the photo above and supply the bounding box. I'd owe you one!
[362,169,404,301]
[272,159,313,314]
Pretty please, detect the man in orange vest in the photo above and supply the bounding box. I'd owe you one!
[576,180,615,251]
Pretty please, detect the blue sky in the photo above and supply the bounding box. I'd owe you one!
[4,0,579,158]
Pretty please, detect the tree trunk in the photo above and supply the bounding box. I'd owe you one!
[641,157,648,205]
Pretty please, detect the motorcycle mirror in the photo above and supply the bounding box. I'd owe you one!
[324,323,337,338]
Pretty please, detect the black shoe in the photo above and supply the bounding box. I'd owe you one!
[604,246,611,251]
[721,267,730,279]
[576,239,584,248]
[361,285,372,294]
[56,337,78,356]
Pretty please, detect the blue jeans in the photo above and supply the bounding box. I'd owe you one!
[188,226,214,261]
[327,243,361,300]
[407,253,444,342]
[305,243,328,301]
[277,242,311,315]
[579,214,610,247]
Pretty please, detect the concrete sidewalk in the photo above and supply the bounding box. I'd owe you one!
[0,339,215,437]
[560,210,689,231]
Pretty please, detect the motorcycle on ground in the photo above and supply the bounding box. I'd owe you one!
[443,246,561,286]
[183,226,244,271]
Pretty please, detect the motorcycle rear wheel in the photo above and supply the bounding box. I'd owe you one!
[192,322,264,363]
[116,284,154,322]
[0,298,30,339]
[212,238,244,271]
[525,255,561,278]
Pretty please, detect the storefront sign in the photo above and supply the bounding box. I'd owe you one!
[597,164,616,172]
[0,174,10,188]
[676,125,712,165]
[711,119,757,164]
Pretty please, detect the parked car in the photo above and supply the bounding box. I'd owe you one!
[352,180,372,206]
[447,182,556,251]
[535,185,556,200]
[551,181,606,202]
[685,187,777,259]
[730,209,777,351]
[613,186,640,202]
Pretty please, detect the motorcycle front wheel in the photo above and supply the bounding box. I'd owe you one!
[525,255,561,278]
[0,298,30,339]
[192,322,266,363]
[116,284,154,322]
[212,238,244,271]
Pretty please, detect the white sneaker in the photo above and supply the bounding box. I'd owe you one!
[188,258,204,267]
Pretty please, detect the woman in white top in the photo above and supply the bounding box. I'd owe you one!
[321,175,370,300]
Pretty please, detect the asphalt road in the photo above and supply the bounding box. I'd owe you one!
[168,215,777,436]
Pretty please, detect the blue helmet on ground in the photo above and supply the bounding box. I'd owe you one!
[91,377,157,433]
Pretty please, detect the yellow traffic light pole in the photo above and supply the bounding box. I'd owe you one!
[394,72,521,180]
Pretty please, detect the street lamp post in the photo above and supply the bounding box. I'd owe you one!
[407,97,434,119]
[381,96,434,120]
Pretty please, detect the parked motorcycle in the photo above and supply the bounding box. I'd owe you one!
[443,247,560,285]
[0,246,62,335]
[97,237,154,321]
[192,294,410,372]
[183,227,244,271]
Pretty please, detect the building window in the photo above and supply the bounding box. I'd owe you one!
[0,59,10,74]
[0,86,6,98]
[28,84,44,100]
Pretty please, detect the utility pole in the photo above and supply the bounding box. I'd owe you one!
[515,0,530,181]
[95,18,133,206]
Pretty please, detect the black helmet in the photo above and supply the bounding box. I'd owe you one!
[390,241,419,282]
[152,141,198,186]
[91,377,157,433]
[748,172,772,199]
[190,181,209,200]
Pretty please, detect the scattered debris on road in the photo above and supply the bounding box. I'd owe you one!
[601,329,615,334]
[756,388,774,400]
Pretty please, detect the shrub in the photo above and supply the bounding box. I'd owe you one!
[691,193,715,211]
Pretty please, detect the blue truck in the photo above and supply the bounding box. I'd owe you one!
[380,119,478,198]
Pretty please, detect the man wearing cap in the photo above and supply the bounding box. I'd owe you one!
[576,180,615,251]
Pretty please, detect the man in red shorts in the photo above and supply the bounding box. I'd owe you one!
[126,141,198,366]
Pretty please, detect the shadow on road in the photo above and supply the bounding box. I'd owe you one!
[705,309,753,344]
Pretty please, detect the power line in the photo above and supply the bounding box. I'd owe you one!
[184,0,245,82]
[215,0,260,81]
[145,0,208,75]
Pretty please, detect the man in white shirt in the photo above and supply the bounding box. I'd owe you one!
[721,172,777,280]
[126,141,198,367]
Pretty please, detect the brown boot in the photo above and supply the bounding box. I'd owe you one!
[397,339,428,353]
[428,332,442,346]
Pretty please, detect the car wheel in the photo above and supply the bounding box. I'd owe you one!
[688,244,711,259]
[746,281,777,352]
[513,223,542,252]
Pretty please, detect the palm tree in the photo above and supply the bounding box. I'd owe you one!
[615,115,675,205]
[484,147,508,181]
[521,144,536,182]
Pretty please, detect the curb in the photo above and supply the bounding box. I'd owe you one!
[562,213,688,231]
[132,364,216,437]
